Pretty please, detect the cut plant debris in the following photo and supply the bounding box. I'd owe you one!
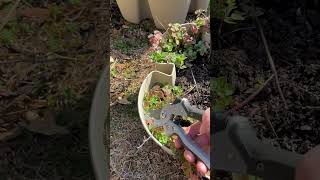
[143,84,183,112]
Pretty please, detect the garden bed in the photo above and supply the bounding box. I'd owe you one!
[110,1,210,179]
[211,0,320,179]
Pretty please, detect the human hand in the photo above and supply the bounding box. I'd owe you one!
[295,145,320,180]
[175,108,210,176]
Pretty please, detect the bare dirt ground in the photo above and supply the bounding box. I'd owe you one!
[0,0,107,179]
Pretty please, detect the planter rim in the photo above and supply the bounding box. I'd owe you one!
[89,66,108,180]
[138,63,176,155]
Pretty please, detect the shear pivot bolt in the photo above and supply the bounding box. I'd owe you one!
[256,162,264,171]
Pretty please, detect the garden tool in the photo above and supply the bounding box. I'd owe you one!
[212,113,303,180]
[147,97,210,170]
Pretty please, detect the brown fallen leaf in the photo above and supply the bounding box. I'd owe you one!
[30,99,48,109]
[0,127,21,142]
[117,97,131,105]
[17,8,49,22]
[20,110,69,135]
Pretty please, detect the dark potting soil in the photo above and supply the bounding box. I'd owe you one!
[176,57,211,111]
[211,1,320,179]
[212,0,320,155]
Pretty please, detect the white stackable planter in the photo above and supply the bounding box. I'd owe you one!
[115,0,209,29]
[148,0,191,29]
[189,0,210,13]
[89,66,108,180]
[115,0,151,24]
[138,63,176,155]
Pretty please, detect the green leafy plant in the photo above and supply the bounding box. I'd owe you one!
[149,51,187,69]
[144,84,184,148]
[143,84,183,111]
[212,0,245,24]
[148,12,209,68]
[150,128,171,145]
[211,77,235,112]
[0,21,17,45]
[68,0,81,6]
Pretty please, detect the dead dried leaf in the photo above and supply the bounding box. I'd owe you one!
[0,88,15,97]
[117,97,131,105]
[0,127,21,142]
[17,8,49,22]
[110,56,115,63]
[30,99,47,109]
[21,110,69,135]
[25,110,40,121]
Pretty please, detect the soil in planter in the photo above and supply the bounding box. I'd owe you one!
[176,56,211,110]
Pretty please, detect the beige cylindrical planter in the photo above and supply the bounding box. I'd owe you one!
[138,63,176,155]
[148,0,191,29]
[89,66,108,180]
[115,0,208,29]
[189,0,210,13]
[115,0,151,24]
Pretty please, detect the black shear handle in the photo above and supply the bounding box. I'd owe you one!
[227,116,303,180]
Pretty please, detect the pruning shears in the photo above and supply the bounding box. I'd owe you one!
[213,113,303,180]
[146,97,210,170]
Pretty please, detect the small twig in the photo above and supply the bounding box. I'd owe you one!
[254,15,288,109]
[263,107,278,139]
[190,69,199,95]
[182,86,195,97]
[225,74,275,116]
[222,27,256,37]
[285,81,320,101]
[137,136,151,149]
[0,53,77,64]
[0,0,21,32]
[302,106,320,110]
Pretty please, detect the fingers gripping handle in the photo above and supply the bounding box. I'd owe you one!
[174,123,210,169]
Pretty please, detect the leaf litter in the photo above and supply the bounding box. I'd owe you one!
[0,0,107,179]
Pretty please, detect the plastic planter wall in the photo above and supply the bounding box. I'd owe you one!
[138,63,176,155]
[115,0,209,29]
[89,66,108,180]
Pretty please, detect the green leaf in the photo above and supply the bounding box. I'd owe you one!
[230,12,245,21]
[66,22,78,33]
[68,0,81,6]
[47,35,61,52]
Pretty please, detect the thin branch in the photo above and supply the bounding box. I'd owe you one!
[225,74,275,116]
[263,107,278,139]
[190,68,199,95]
[0,0,21,32]
[222,27,256,37]
[182,85,195,97]
[0,53,77,64]
[254,16,288,109]
[137,136,151,149]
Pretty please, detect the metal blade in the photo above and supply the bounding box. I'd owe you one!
[148,109,162,119]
